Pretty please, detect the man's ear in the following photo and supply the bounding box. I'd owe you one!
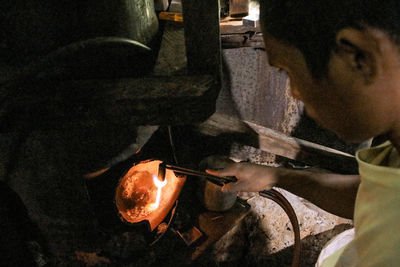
[333,28,379,84]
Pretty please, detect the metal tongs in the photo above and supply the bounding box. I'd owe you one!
[157,162,237,186]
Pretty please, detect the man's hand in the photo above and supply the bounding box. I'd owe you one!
[205,158,279,192]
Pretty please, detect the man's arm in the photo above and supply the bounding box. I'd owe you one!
[277,168,360,219]
[207,162,360,219]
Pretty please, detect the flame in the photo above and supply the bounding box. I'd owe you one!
[149,175,167,210]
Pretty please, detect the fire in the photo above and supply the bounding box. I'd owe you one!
[149,175,167,210]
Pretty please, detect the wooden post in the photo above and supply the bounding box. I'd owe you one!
[182,0,222,79]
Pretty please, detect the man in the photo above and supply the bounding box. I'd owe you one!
[208,0,400,266]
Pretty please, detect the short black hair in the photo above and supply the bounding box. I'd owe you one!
[259,0,400,77]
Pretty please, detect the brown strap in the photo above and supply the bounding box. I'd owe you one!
[259,189,301,267]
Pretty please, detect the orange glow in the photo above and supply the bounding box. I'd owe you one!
[115,160,186,231]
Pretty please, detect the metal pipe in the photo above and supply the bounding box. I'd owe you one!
[259,189,301,267]
[161,163,237,186]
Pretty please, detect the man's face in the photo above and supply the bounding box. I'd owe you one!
[262,32,400,143]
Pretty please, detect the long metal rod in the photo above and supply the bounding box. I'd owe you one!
[162,163,237,186]
[173,170,224,186]
[165,164,237,182]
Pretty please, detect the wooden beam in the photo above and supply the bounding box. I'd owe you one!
[0,75,218,131]
[197,113,358,173]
